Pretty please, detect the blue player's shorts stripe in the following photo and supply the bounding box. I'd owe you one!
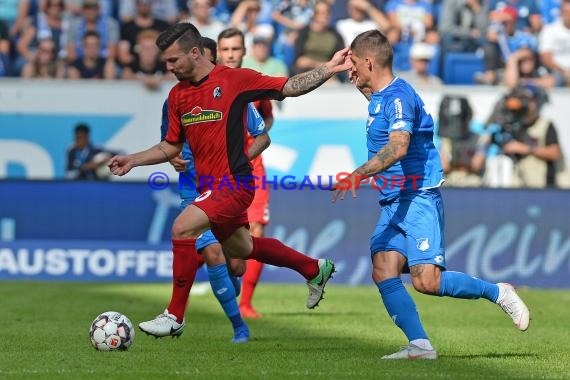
[370,189,446,269]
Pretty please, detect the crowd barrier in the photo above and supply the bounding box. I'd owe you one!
[0,181,568,288]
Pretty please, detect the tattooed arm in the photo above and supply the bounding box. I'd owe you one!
[281,47,351,97]
[248,133,271,160]
[354,131,410,177]
[332,131,410,202]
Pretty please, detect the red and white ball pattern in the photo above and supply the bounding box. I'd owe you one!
[89,311,134,351]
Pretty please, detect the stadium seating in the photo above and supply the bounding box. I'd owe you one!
[442,53,485,85]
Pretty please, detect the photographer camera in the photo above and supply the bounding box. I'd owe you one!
[437,95,486,187]
[485,85,562,188]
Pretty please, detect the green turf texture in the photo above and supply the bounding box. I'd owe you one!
[0,282,568,379]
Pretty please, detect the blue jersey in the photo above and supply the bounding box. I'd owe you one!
[160,99,267,202]
[366,77,444,202]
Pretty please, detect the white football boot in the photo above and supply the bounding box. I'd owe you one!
[138,309,185,338]
[496,283,531,331]
[382,344,438,360]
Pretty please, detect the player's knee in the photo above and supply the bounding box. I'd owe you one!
[171,221,196,239]
[229,259,246,276]
[411,277,439,295]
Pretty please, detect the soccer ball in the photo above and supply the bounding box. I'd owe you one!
[89,311,135,351]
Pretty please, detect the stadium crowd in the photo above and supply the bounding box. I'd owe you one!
[1,0,568,85]
[2,0,569,188]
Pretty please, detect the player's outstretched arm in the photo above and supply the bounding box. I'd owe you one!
[281,47,351,97]
[332,131,410,202]
[248,133,271,160]
[108,141,183,176]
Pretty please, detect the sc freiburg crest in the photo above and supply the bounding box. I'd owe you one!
[213,86,222,99]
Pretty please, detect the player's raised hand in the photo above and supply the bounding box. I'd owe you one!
[169,155,190,172]
[108,155,135,176]
[326,47,352,74]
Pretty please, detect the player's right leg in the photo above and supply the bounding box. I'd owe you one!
[139,204,210,338]
[220,226,335,309]
[200,236,250,343]
[373,250,438,360]
[240,221,265,318]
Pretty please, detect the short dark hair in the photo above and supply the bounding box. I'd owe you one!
[217,28,245,46]
[350,30,393,68]
[74,123,90,134]
[83,30,101,41]
[156,22,203,53]
[201,37,217,63]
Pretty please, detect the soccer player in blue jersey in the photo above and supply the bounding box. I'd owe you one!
[138,37,270,343]
[333,30,531,360]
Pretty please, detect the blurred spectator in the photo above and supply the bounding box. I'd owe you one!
[438,0,488,53]
[0,19,9,76]
[0,0,31,38]
[437,95,486,187]
[488,0,542,33]
[16,0,70,75]
[231,0,274,54]
[121,29,170,90]
[335,0,391,47]
[66,30,116,79]
[329,0,386,23]
[183,0,226,40]
[117,0,170,67]
[65,0,120,20]
[477,6,537,85]
[271,0,315,66]
[21,37,65,78]
[503,46,556,89]
[120,0,178,24]
[397,42,442,85]
[538,0,570,87]
[242,34,289,76]
[484,85,562,188]
[292,0,344,79]
[541,0,561,24]
[66,123,113,180]
[65,0,119,62]
[385,0,437,44]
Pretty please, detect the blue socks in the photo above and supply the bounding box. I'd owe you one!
[207,264,249,342]
[377,278,428,341]
[229,274,242,297]
[439,271,499,302]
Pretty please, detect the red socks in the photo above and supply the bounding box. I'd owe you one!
[167,239,201,322]
[240,260,264,307]
[247,237,318,280]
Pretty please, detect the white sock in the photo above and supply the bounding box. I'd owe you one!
[410,339,434,351]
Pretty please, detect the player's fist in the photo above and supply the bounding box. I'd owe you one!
[169,155,190,172]
[108,155,134,176]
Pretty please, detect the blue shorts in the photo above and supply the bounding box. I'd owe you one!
[370,188,446,269]
[180,197,219,252]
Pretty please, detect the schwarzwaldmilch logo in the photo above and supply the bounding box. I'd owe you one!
[181,106,222,126]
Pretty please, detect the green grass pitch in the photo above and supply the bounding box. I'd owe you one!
[0,281,568,379]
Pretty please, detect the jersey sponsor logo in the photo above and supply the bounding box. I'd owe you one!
[391,120,406,130]
[181,107,222,126]
[213,86,222,99]
[394,98,403,119]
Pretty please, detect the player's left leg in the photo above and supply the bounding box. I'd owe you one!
[240,221,265,318]
[407,189,530,331]
[200,235,249,344]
